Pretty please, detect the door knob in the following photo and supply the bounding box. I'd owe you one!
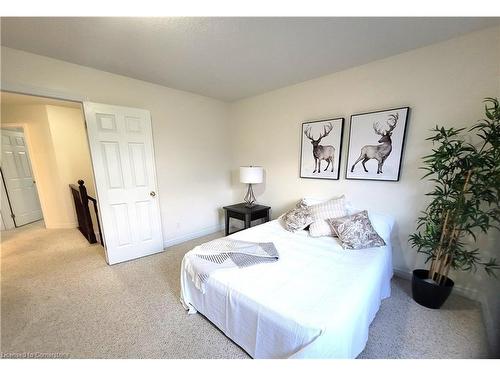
[150,191,156,197]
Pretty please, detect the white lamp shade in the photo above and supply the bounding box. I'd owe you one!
[240,166,263,184]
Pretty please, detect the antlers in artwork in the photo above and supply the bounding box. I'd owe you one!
[304,122,333,142]
[351,112,400,175]
[304,122,335,174]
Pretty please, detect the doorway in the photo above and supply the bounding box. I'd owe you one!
[1,127,43,228]
[1,91,102,248]
[1,90,164,265]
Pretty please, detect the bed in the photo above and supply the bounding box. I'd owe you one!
[180,212,394,359]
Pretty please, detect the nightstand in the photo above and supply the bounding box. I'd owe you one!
[223,203,271,236]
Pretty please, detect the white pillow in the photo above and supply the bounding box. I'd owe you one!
[308,220,334,237]
[303,195,354,210]
[308,195,348,237]
[367,212,395,243]
[302,196,330,206]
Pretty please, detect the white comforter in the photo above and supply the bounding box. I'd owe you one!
[180,213,394,359]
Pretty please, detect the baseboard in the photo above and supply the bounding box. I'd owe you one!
[45,222,78,229]
[163,224,224,248]
[478,295,499,357]
[394,266,498,356]
[393,267,479,299]
[393,267,413,281]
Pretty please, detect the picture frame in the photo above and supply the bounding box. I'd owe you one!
[300,117,344,180]
[345,107,410,181]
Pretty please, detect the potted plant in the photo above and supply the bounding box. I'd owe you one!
[409,98,500,309]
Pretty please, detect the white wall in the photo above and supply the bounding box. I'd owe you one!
[1,46,233,244]
[229,26,500,353]
[45,104,97,227]
[46,105,95,192]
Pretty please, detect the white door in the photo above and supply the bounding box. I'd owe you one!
[83,102,163,265]
[0,129,43,226]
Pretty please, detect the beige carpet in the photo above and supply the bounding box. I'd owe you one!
[1,221,490,358]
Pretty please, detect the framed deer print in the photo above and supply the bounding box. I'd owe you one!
[345,107,409,181]
[300,118,344,180]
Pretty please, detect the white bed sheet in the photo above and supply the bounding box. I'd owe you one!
[180,213,394,359]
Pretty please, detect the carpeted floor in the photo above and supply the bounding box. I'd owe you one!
[0,221,490,358]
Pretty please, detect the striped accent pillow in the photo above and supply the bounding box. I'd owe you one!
[308,195,348,237]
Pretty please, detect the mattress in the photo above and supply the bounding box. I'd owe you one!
[180,212,394,359]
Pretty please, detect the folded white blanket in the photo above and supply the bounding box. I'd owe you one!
[184,238,279,293]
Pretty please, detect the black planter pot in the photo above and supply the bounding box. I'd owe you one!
[411,269,454,309]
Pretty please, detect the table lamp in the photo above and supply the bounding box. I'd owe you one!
[239,166,263,207]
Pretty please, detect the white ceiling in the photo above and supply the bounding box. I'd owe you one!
[1,17,498,101]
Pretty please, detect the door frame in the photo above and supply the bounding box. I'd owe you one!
[0,87,105,240]
[2,81,87,103]
[1,167,16,230]
[1,84,164,264]
[1,81,87,227]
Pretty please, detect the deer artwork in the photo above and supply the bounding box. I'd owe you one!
[304,122,335,173]
[350,113,399,174]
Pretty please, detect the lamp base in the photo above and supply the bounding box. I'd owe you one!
[243,184,257,207]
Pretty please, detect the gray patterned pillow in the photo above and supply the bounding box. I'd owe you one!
[326,210,385,250]
[282,199,314,232]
